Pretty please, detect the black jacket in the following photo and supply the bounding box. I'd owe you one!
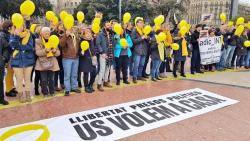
[190,30,200,51]
[0,31,10,68]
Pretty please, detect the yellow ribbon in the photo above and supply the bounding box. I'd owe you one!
[0,124,50,141]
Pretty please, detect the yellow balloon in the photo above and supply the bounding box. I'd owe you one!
[220,13,226,22]
[157,32,167,42]
[81,41,90,51]
[120,38,128,48]
[30,24,37,34]
[46,11,55,21]
[93,18,101,25]
[236,17,245,25]
[143,25,152,35]
[171,43,180,51]
[63,14,74,30]
[179,20,188,28]
[234,25,245,36]
[52,16,59,26]
[154,25,161,32]
[228,21,234,27]
[158,15,165,25]
[77,11,85,23]
[60,11,68,21]
[11,13,24,28]
[123,12,131,24]
[244,41,250,47]
[92,23,100,34]
[20,0,35,16]
[180,26,188,36]
[113,24,123,35]
[48,35,59,48]
[246,22,250,29]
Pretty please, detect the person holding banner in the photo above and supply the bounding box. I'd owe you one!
[204,29,216,72]
[35,27,60,97]
[9,24,35,103]
[113,27,133,85]
[190,24,203,74]
[131,18,148,83]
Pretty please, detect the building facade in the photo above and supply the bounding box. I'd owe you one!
[238,3,250,17]
[181,0,232,25]
[50,0,82,14]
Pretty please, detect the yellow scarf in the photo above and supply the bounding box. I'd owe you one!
[136,27,143,36]
[156,35,165,61]
[182,37,188,56]
[19,29,31,45]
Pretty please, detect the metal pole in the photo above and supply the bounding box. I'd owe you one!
[119,0,122,22]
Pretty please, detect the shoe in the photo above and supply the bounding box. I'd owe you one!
[133,78,137,84]
[151,78,157,82]
[44,94,49,98]
[123,80,130,84]
[61,85,65,89]
[89,85,95,92]
[85,86,92,93]
[103,82,112,88]
[116,81,120,86]
[167,70,173,72]
[173,73,178,78]
[65,91,70,96]
[18,93,26,103]
[181,74,186,77]
[55,87,62,91]
[97,84,104,92]
[191,71,195,75]
[78,82,82,88]
[5,91,17,97]
[25,91,32,102]
[35,90,40,96]
[138,77,147,81]
[156,77,162,80]
[71,89,81,93]
[196,71,204,74]
[142,75,149,78]
[0,99,9,105]
[50,93,56,97]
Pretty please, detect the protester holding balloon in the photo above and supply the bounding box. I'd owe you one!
[131,17,148,83]
[225,26,237,68]
[149,30,165,81]
[9,15,35,103]
[60,14,81,96]
[79,28,97,93]
[172,29,189,78]
[113,25,133,85]
[35,27,60,97]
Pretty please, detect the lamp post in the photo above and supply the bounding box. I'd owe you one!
[119,0,122,22]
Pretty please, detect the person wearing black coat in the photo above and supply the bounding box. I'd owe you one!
[79,28,97,93]
[190,24,203,74]
[0,21,12,105]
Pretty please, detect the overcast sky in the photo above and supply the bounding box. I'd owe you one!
[239,0,250,5]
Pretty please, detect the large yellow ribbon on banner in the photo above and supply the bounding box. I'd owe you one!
[0,124,50,141]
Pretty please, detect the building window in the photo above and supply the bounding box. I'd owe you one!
[71,2,73,6]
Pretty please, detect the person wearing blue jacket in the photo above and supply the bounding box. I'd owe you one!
[113,30,133,85]
[9,26,35,103]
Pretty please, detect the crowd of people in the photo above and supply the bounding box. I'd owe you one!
[0,11,249,106]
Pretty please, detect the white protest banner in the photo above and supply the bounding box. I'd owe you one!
[0,88,238,141]
[199,36,223,65]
